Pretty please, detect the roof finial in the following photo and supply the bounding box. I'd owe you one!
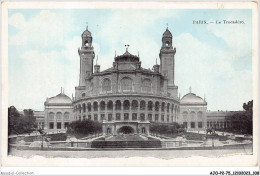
[86,22,88,30]
[156,58,158,65]
[138,51,139,57]
[96,55,98,65]
[204,94,206,101]
[115,50,116,57]
[166,23,168,29]
[189,86,192,93]
[125,44,130,52]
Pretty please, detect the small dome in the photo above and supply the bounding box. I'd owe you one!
[115,50,139,62]
[45,93,72,106]
[163,28,172,37]
[82,28,92,37]
[180,93,206,105]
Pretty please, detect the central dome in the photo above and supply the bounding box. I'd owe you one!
[180,93,206,105]
[45,93,72,105]
[114,50,139,62]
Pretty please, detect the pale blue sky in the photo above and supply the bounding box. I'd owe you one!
[8,9,252,111]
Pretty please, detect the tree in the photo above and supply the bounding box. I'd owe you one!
[66,119,102,138]
[8,106,37,135]
[226,100,253,134]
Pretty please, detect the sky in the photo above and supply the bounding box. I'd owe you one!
[8,9,252,111]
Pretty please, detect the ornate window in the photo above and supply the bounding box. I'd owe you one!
[100,101,105,111]
[102,78,111,92]
[155,102,159,111]
[132,100,138,110]
[107,101,113,110]
[142,79,152,92]
[115,100,121,110]
[140,113,145,121]
[198,122,203,128]
[116,113,121,120]
[183,111,188,119]
[108,114,112,121]
[93,102,98,111]
[56,112,62,120]
[124,113,129,120]
[123,100,130,110]
[190,111,196,118]
[148,114,152,121]
[94,114,98,121]
[161,102,165,111]
[57,122,62,129]
[82,103,86,112]
[49,122,54,129]
[132,113,137,120]
[79,104,82,113]
[140,100,146,110]
[155,114,159,121]
[161,115,164,122]
[197,111,203,119]
[64,112,70,120]
[121,77,133,91]
[49,112,54,120]
[87,103,91,112]
[167,103,170,112]
[148,101,153,111]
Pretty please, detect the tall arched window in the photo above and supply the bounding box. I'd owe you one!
[123,100,130,110]
[197,111,203,119]
[107,100,113,110]
[100,101,105,111]
[140,100,146,110]
[79,104,82,113]
[183,111,188,119]
[82,103,86,112]
[87,102,91,112]
[148,101,153,111]
[132,100,138,110]
[167,103,170,112]
[102,78,111,92]
[93,102,98,111]
[49,112,54,120]
[190,111,196,118]
[56,112,62,120]
[142,79,152,92]
[161,102,165,111]
[64,112,70,120]
[121,77,133,91]
[115,100,121,110]
[155,102,159,111]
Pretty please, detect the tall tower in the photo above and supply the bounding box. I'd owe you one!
[78,25,95,86]
[159,27,176,86]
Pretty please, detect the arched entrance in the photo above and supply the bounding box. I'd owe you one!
[118,126,134,134]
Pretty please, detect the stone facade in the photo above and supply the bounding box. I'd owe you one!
[72,26,180,135]
[44,92,73,132]
[179,92,207,131]
[39,25,239,134]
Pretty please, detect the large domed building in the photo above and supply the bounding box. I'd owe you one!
[179,91,207,130]
[41,25,224,134]
[72,26,180,135]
